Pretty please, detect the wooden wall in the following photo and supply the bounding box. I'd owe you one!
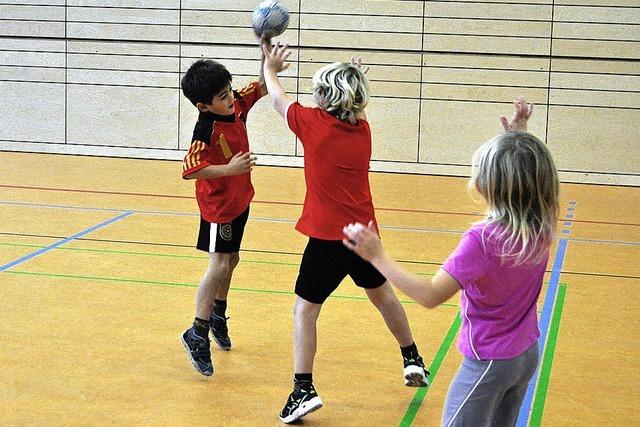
[1,0,638,185]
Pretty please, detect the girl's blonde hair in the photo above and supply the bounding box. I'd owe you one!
[312,62,370,124]
[470,131,559,265]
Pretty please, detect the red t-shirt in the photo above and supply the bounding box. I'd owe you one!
[182,81,262,223]
[286,101,378,240]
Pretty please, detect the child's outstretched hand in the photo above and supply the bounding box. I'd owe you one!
[227,151,257,176]
[262,39,291,74]
[350,56,370,75]
[342,221,383,262]
[500,96,533,132]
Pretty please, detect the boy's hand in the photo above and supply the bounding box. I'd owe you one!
[259,34,271,58]
[342,221,383,262]
[350,56,370,75]
[262,39,291,74]
[500,96,533,132]
[226,151,257,176]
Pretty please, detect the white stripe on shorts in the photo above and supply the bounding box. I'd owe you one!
[209,223,219,253]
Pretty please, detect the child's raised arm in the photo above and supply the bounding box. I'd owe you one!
[262,39,294,117]
[258,36,270,96]
[343,222,460,308]
[500,96,533,132]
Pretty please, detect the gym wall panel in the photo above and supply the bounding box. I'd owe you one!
[0,1,638,185]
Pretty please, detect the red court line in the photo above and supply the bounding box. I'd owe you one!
[2,184,638,227]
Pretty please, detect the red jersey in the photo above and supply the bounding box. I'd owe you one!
[182,81,262,223]
[286,102,378,240]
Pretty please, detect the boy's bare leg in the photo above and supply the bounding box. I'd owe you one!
[365,281,429,386]
[182,252,233,376]
[294,296,323,373]
[210,252,239,350]
[195,252,233,319]
[214,251,239,301]
[365,281,414,346]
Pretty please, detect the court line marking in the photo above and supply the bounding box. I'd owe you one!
[0,269,461,308]
[516,201,575,426]
[1,200,638,246]
[0,211,133,272]
[2,184,638,228]
[530,284,568,426]
[399,315,462,426]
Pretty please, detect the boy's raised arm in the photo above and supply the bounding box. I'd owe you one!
[258,36,270,96]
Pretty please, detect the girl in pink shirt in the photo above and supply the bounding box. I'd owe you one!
[344,98,559,426]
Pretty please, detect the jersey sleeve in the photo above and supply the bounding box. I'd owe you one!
[441,230,489,289]
[182,119,213,178]
[236,81,263,113]
[285,101,313,143]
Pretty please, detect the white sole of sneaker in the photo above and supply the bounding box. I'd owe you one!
[279,396,323,424]
[180,333,214,377]
[404,365,428,387]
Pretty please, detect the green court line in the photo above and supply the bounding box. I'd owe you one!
[1,270,460,307]
[400,314,462,427]
[529,284,567,427]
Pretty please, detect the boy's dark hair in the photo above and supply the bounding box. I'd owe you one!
[181,59,232,106]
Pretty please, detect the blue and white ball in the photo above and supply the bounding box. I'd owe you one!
[252,1,290,38]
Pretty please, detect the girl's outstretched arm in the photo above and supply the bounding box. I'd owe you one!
[343,222,460,308]
[262,39,295,117]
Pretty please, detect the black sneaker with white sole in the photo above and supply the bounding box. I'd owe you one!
[403,354,429,387]
[279,384,323,424]
[210,312,231,350]
[180,326,213,376]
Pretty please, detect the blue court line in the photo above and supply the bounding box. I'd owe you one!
[0,211,133,272]
[516,202,575,426]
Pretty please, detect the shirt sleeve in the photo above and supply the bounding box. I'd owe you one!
[182,140,211,178]
[236,81,263,113]
[285,101,311,142]
[182,118,213,178]
[442,230,489,289]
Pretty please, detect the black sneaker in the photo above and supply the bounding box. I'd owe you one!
[210,312,231,351]
[403,354,429,387]
[180,326,213,376]
[279,384,323,424]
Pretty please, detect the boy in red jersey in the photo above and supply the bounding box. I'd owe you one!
[262,41,429,423]
[179,55,265,376]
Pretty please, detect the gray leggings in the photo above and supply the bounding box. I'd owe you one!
[441,343,539,427]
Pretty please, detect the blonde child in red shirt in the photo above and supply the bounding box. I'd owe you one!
[262,41,429,424]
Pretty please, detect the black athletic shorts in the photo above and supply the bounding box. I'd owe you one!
[196,207,250,253]
[295,237,387,304]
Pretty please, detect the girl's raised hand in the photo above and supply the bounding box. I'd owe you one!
[500,96,533,132]
[350,56,370,75]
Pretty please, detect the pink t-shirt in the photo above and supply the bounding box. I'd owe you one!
[442,222,548,360]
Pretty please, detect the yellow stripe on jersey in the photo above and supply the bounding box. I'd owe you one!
[237,82,256,97]
[183,140,206,171]
[216,133,233,159]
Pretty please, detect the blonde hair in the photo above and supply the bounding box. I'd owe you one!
[470,131,559,265]
[312,62,370,124]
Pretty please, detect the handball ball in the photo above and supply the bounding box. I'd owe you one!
[252,1,290,38]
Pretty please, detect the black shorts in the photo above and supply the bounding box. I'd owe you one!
[196,207,250,253]
[295,237,387,304]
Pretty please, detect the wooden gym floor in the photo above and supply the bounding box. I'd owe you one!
[0,152,638,426]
